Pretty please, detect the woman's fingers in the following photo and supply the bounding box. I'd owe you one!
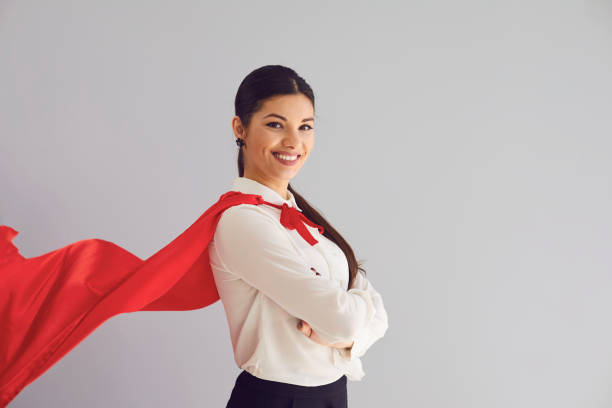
[296,320,352,349]
[304,322,313,337]
[296,320,329,345]
[297,319,311,336]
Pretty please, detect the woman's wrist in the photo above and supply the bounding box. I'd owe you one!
[339,340,354,358]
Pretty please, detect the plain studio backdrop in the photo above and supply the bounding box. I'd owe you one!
[1,1,611,407]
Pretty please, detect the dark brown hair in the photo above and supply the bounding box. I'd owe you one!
[234,64,366,290]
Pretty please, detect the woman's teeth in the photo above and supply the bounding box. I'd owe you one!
[273,152,299,161]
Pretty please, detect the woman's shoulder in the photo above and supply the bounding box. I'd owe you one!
[212,201,304,262]
[216,202,287,238]
[220,202,279,223]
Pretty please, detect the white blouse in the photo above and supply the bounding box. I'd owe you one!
[208,176,389,386]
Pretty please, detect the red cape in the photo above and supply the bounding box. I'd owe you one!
[0,190,272,406]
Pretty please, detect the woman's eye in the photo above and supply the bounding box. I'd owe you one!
[265,122,314,131]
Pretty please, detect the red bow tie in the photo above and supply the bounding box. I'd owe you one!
[261,201,325,245]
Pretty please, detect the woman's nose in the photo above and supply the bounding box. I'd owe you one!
[284,129,300,145]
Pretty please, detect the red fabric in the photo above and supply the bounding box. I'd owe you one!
[266,202,324,246]
[0,190,324,406]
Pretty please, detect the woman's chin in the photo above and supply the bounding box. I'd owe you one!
[267,169,299,181]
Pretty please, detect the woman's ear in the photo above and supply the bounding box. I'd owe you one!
[231,115,246,139]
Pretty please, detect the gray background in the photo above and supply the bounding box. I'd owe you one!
[1,1,611,407]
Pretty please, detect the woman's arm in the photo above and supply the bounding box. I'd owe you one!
[213,204,377,344]
[297,320,354,348]
[298,270,388,359]
[339,270,389,360]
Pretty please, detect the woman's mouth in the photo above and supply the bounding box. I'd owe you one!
[273,152,301,166]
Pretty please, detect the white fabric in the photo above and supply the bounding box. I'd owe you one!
[208,176,389,385]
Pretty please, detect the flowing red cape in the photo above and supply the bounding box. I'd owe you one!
[0,190,269,406]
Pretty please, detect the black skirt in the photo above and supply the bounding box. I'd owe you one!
[226,370,348,408]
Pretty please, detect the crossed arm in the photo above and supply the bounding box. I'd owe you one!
[297,269,388,360]
[214,204,387,353]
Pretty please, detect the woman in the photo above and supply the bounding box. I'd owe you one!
[0,65,387,407]
[212,65,389,407]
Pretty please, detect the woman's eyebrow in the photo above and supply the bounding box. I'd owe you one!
[263,113,314,122]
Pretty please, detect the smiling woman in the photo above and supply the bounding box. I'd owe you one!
[213,65,389,408]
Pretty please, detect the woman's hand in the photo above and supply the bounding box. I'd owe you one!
[296,319,354,349]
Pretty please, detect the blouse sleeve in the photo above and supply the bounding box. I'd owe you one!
[212,204,377,345]
[338,270,389,361]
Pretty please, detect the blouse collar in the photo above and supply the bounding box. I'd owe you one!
[232,176,301,211]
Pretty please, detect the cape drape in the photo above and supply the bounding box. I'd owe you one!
[0,190,313,406]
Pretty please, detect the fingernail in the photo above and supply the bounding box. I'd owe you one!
[297,321,302,329]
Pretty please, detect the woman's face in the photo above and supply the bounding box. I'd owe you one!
[233,93,315,192]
